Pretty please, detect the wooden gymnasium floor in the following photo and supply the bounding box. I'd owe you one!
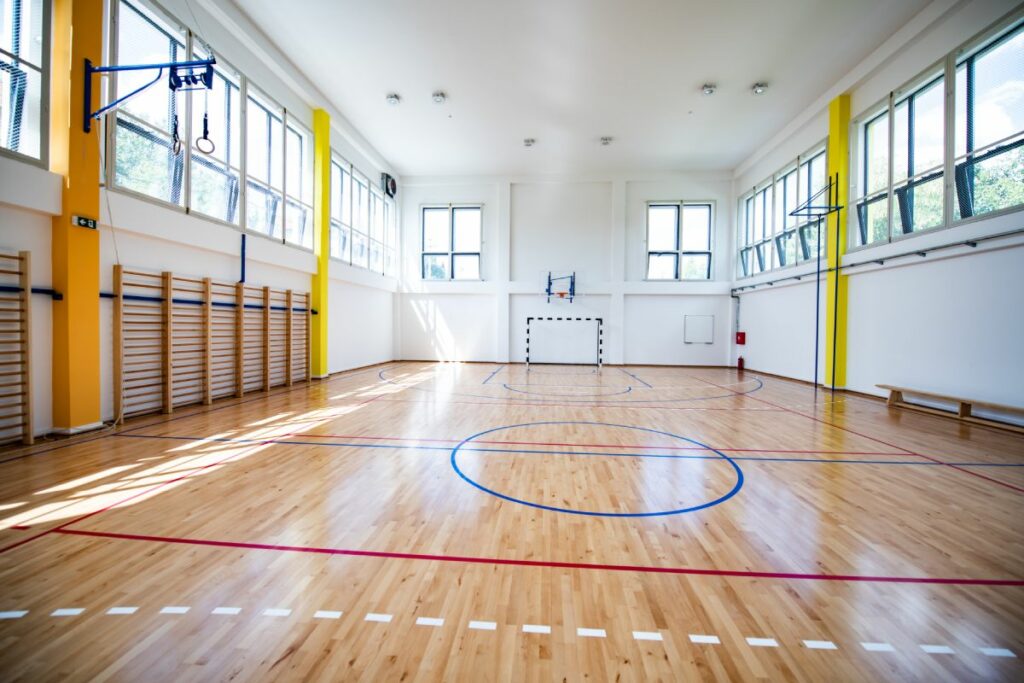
[0,362,1022,681]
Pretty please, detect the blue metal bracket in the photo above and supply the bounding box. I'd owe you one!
[546,271,576,303]
[83,56,216,133]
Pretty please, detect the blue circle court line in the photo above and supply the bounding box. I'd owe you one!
[108,433,1024,468]
[449,420,745,517]
[501,384,633,398]
[377,369,764,404]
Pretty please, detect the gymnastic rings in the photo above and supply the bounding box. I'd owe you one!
[195,113,216,155]
[171,114,182,156]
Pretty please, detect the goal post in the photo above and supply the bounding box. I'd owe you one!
[526,317,603,368]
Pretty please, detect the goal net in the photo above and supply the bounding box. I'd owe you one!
[526,317,602,367]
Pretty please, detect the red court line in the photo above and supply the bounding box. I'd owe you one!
[54,528,1024,587]
[291,433,913,457]
[694,376,1024,495]
[0,438,275,556]
[371,397,781,413]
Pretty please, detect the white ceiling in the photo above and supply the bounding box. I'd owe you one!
[233,0,932,177]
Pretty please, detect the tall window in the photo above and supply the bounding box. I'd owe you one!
[329,157,351,262]
[113,0,187,205]
[852,16,1024,247]
[646,202,713,280]
[954,22,1024,219]
[245,87,283,239]
[422,205,482,280]
[737,146,827,277]
[189,41,241,224]
[284,121,312,247]
[351,171,370,268]
[109,0,316,249]
[0,0,47,161]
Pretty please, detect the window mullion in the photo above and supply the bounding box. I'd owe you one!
[885,92,895,243]
[942,53,955,229]
[183,29,193,214]
[239,75,248,233]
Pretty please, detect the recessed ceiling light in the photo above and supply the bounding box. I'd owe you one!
[751,83,767,95]
[432,91,447,104]
[523,138,536,147]
[600,136,613,146]
[385,93,401,105]
[701,83,716,96]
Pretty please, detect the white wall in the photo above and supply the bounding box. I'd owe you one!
[399,173,735,366]
[731,0,1024,409]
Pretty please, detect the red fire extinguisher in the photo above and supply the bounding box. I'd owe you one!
[737,356,745,371]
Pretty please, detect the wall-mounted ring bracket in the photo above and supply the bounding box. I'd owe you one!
[83,56,216,133]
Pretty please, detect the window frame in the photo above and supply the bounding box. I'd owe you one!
[644,200,714,281]
[0,0,50,166]
[848,12,1024,252]
[104,0,317,252]
[420,204,483,281]
[736,142,828,279]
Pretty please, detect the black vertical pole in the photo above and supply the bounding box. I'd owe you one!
[813,214,822,400]
[831,173,841,395]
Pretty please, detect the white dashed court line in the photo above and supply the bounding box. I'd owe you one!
[522,624,551,634]
[212,607,241,615]
[861,642,895,652]
[577,628,606,638]
[633,631,663,642]
[262,608,291,617]
[746,637,779,647]
[0,611,27,619]
[365,613,392,623]
[106,606,138,615]
[314,610,342,619]
[415,617,444,627]
[803,640,837,650]
[980,647,1015,658]
[469,620,497,631]
[689,634,720,644]
[920,645,955,654]
[51,608,84,617]
[160,606,190,614]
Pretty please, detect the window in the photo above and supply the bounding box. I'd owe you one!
[351,171,369,268]
[245,87,283,239]
[645,202,712,279]
[284,120,313,247]
[113,0,187,205]
[852,16,1024,247]
[108,0,316,249]
[0,0,47,161]
[421,205,482,280]
[954,22,1024,220]
[329,157,351,262]
[189,41,241,224]
[737,145,827,277]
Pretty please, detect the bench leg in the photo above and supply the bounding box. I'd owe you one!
[958,402,972,418]
[887,390,902,407]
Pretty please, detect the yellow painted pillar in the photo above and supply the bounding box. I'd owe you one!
[311,109,330,378]
[50,0,103,431]
[824,94,850,388]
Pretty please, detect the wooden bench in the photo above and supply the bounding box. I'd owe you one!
[877,384,1024,434]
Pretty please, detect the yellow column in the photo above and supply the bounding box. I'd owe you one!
[824,94,850,388]
[310,109,330,378]
[50,0,103,431]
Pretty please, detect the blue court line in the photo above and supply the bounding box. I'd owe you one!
[619,367,653,388]
[110,433,1024,468]
[379,369,764,404]
[481,365,505,385]
[502,384,633,398]
[0,363,402,467]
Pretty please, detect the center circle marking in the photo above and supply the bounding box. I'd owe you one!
[450,421,744,517]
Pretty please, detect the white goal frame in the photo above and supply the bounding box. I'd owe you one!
[525,316,603,368]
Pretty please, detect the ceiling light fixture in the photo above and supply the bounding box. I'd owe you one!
[751,82,767,95]
[523,138,536,147]
[701,83,716,96]
[385,93,401,105]
[432,91,447,104]
[600,136,613,146]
